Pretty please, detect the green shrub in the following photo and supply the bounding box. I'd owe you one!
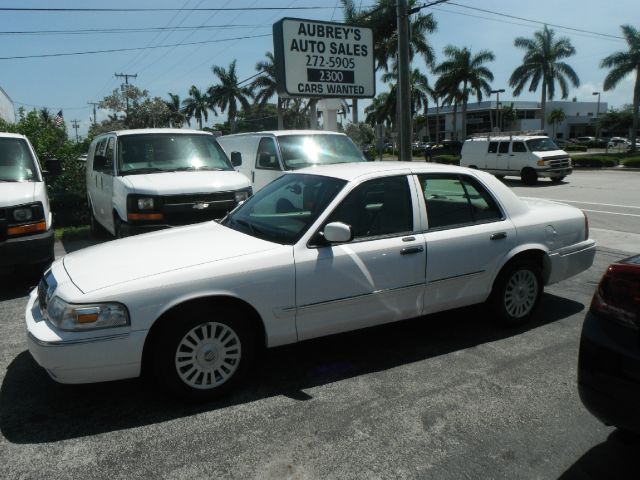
[571,156,618,168]
[565,144,588,152]
[622,157,640,167]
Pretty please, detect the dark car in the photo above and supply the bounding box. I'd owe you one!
[424,140,463,161]
[578,254,640,435]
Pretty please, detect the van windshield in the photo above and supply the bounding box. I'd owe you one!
[278,134,366,170]
[526,138,560,152]
[117,134,233,175]
[0,138,39,182]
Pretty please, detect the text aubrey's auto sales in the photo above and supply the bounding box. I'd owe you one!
[273,18,374,99]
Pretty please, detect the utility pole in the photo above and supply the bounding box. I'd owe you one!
[115,72,137,115]
[397,0,412,161]
[490,89,505,132]
[87,101,99,126]
[592,91,601,139]
[71,119,80,143]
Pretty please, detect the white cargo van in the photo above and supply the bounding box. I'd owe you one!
[217,130,368,192]
[0,132,54,273]
[86,129,252,238]
[460,132,572,185]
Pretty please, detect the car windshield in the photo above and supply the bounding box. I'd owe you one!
[222,173,346,244]
[278,134,366,170]
[117,134,233,175]
[526,138,560,152]
[0,138,38,182]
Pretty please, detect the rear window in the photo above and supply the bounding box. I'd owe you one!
[278,134,365,170]
[0,137,39,182]
[117,134,233,175]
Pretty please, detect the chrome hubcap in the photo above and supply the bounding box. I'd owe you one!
[504,270,538,318]
[175,322,241,390]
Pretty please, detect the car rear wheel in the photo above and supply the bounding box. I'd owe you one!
[152,308,256,401]
[489,260,543,326]
[521,168,538,186]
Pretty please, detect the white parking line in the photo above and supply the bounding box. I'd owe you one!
[538,198,640,210]
[581,209,640,218]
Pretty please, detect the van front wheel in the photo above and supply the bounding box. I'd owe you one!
[521,168,538,185]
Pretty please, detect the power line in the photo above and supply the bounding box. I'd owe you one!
[0,25,264,36]
[0,33,272,60]
[447,2,623,41]
[0,6,358,12]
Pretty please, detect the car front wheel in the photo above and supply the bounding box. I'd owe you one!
[153,309,256,401]
[489,261,542,325]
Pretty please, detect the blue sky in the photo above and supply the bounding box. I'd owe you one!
[1,0,637,138]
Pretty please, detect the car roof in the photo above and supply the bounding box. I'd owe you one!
[292,161,475,182]
[0,132,28,140]
[97,128,213,137]
[220,130,347,138]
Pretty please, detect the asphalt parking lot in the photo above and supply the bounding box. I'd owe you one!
[1,170,639,479]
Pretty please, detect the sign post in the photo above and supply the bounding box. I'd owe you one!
[273,18,375,100]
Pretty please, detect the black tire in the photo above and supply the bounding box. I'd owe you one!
[488,260,543,326]
[113,213,125,239]
[468,165,478,169]
[521,168,538,185]
[550,176,565,183]
[152,307,256,401]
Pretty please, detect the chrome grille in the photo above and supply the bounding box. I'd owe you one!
[547,157,571,169]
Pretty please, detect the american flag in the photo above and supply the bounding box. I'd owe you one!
[54,110,64,126]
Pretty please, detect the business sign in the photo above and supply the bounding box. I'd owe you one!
[273,18,375,99]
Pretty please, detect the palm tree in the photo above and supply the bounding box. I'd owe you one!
[39,107,52,125]
[251,52,285,130]
[182,86,210,130]
[600,25,640,152]
[208,60,253,133]
[382,68,433,138]
[365,92,395,129]
[547,108,566,139]
[342,0,437,123]
[509,25,580,130]
[434,46,495,140]
[165,93,186,128]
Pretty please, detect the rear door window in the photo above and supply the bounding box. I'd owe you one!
[498,142,510,154]
[488,142,498,153]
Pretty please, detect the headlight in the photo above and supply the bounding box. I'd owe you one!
[13,207,33,222]
[234,190,250,203]
[137,197,155,210]
[46,297,129,331]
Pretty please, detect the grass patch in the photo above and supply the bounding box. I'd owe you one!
[55,225,91,241]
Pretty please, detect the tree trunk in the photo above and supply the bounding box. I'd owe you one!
[452,102,458,140]
[435,99,440,143]
[631,68,639,152]
[277,97,284,130]
[352,98,358,124]
[230,115,236,133]
[540,81,547,131]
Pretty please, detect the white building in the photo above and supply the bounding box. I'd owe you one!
[0,86,16,123]
[421,99,607,141]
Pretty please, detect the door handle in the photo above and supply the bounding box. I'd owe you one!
[251,171,255,182]
[401,246,424,255]
[490,232,507,240]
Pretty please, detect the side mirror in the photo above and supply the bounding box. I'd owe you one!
[230,151,242,167]
[323,222,352,243]
[258,152,274,169]
[43,158,62,177]
[93,154,106,171]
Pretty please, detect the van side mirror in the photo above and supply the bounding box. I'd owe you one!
[43,158,61,177]
[258,152,275,169]
[230,151,242,167]
[93,154,107,171]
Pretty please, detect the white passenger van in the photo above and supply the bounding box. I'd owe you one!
[0,132,54,273]
[86,129,252,238]
[460,131,572,185]
[217,130,368,192]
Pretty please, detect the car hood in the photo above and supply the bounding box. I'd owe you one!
[63,222,277,293]
[0,182,36,207]
[121,170,251,195]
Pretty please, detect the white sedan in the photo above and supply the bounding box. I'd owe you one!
[26,162,596,400]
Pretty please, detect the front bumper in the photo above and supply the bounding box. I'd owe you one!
[25,290,146,384]
[0,228,54,267]
[536,167,573,178]
[578,310,640,433]
[546,238,596,285]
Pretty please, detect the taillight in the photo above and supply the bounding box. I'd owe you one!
[583,210,589,240]
[590,264,640,329]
